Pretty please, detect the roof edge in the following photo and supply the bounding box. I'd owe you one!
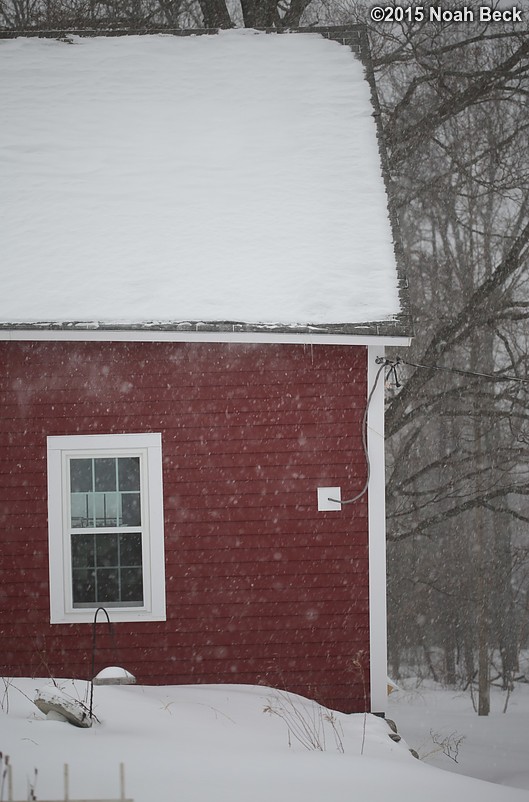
[353,28,414,339]
[0,326,412,347]
[0,23,366,39]
[0,314,412,337]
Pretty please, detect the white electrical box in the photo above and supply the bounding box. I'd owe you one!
[317,487,342,511]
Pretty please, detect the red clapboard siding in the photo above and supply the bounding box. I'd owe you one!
[0,340,371,713]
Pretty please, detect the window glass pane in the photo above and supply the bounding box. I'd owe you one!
[118,458,140,491]
[121,568,143,603]
[70,459,93,493]
[122,493,141,526]
[72,568,96,604]
[71,534,95,568]
[71,493,93,528]
[68,449,147,609]
[97,568,119,602]
[96,534,119,567]
[94,492,118,527]
[120,532,142,565]
[94,458,116,492]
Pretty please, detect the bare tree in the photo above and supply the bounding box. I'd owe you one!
[0,0,315,28]
[301,0,528,709]
[346,5,529,710]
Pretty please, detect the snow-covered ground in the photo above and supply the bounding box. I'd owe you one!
[387,678,529,792]
[1,677,527,801]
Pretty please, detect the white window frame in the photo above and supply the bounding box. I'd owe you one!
[47,432,166,624]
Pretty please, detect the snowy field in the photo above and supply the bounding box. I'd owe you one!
[387,677,529,792]
[1,677,528,801]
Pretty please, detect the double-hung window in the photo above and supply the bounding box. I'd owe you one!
[47,433,166,623]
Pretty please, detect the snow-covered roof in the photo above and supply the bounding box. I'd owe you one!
[1,29,410,339]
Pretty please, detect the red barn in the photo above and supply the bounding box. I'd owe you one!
[0,26,411,714]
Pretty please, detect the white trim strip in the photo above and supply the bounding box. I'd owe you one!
[0,328,411,347]
[367,345,388,713]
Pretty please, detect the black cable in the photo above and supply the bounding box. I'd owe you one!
[327,359,388,506]
[395,356,529,384]
[327,351,527,510]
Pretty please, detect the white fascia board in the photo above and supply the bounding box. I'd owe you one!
[367,344,388,714]
[0,328,412,347]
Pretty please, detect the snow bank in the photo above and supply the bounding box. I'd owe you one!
[1,679,527,802]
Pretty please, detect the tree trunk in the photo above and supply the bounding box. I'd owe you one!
[477,516,490,715]
[240,0,278,27]
[197,0,233,27]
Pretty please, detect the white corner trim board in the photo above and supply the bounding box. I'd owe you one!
[367,344,388,713]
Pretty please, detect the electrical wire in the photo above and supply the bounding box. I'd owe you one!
[327,359,389,506]
[395,356,529,384]
[328,351,527,510]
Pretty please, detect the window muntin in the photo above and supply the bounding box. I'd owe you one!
[47,433,166,624]
[70,456,141,528]
[71,531,143,607]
